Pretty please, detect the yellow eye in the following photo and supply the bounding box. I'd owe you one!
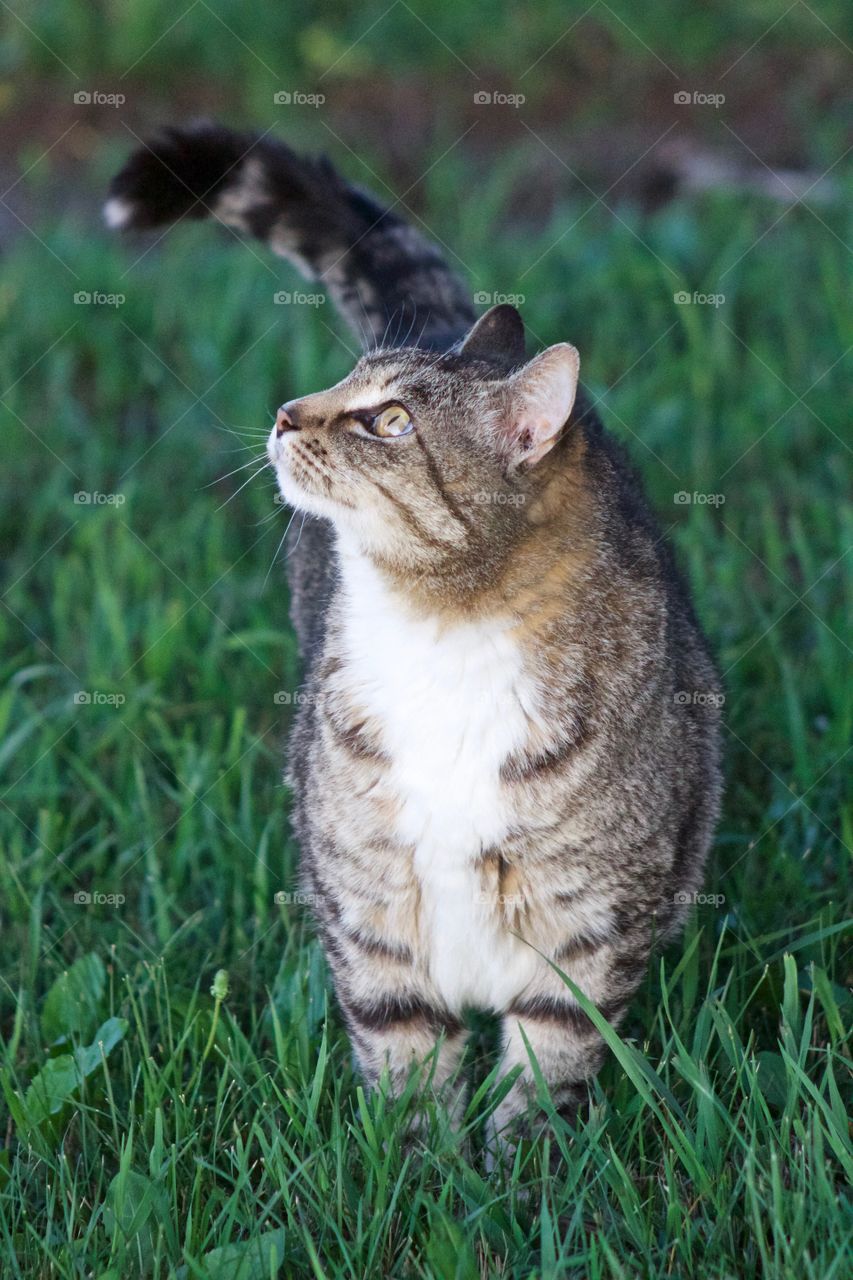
[370,404,413,438]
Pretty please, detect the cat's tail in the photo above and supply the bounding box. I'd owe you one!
[105,122,475,351]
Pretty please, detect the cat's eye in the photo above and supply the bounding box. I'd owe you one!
[367,404,413,438]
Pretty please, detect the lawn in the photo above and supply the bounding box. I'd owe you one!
[0,3,851,1277]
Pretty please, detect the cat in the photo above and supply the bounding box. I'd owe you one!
[107,123,723,1144]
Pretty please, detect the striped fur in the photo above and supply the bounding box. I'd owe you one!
[107,124,723,1148]
[105,121,475,350]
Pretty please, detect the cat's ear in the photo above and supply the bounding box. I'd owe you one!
[501,343,580,471]
[458,304,526,366]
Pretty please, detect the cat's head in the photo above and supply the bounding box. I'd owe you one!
[267,305,581,584]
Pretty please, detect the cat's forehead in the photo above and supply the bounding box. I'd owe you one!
[348,346,505,398]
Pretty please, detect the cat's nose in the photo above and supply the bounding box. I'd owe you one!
[275,403,299,436]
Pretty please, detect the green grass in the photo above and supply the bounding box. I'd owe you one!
[0,115,851,1279]
[11,0,851,86]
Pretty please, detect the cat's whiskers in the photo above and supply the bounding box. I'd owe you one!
[263,503,301,587]
[204,452,271,488]
[256,502,288,527]
[285,511,308,558]
[214,459,272,510]
[210,421,271,447]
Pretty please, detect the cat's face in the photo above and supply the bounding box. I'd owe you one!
[267,306,580,576]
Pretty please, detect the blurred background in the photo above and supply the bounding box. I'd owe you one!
[1,0,850,226]
[0,3,850,1271]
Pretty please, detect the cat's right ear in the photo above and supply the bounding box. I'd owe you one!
[458,304,526,366]
[500,343,580,472]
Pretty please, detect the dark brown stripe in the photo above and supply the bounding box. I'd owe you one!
[343,993,463,1035]
[552,889,584,907]
[551,1081,588,1112]
[368,474,447,549]
[553,931,610,965]
[323,712,387,762]
[413,432,473,531]
[318,655,343,682]
[500,721,593,784]
[342,927,413,965]
[507,995,625,1035]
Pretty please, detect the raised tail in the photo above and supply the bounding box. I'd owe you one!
[106,122,476,351]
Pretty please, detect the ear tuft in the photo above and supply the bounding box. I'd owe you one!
[458,304,526,367]
[501,343,580,471]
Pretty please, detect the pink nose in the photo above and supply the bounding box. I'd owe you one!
[275,405,297,436]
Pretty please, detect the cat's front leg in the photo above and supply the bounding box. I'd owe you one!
[341,986,467,1101]
[326,937,468,1123]
[489,936,643,1152]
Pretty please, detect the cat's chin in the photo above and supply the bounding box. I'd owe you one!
[273,468,415,563]
[273,466,336,521]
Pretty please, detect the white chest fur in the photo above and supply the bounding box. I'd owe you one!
[337,548,541,1010]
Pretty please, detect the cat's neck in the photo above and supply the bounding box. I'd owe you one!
[336,432,595,627]
[335,494,595,637]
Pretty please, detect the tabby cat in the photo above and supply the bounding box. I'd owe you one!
[107,124,722,1144]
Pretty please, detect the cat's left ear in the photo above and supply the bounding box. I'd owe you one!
[501,343,580,471]
[458,304,526,366]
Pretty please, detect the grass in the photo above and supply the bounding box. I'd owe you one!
[12,0,851,87]
[0,80,851,1280]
